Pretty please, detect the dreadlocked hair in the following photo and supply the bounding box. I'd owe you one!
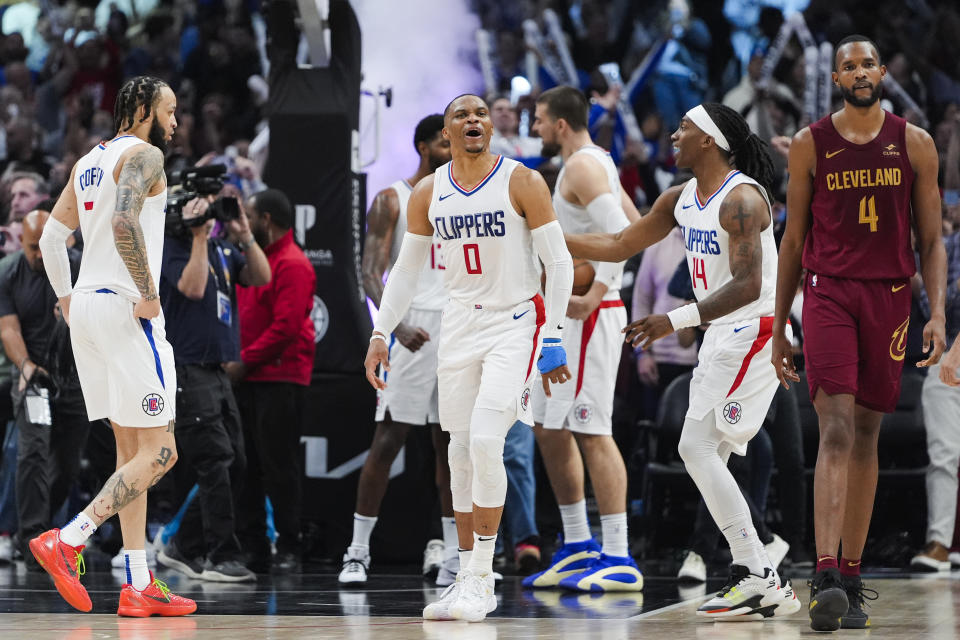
[113,76,168,134]
[702,102,776,201]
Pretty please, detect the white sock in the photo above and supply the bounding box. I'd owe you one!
[559,499,591,543]
[466,532,496,575]
[441,517,458,557]
[350,513,377,550]
[458,547,472,570]
[59,512,97,548]
[125,549,151,591]
[599,512,628,558]
[721,518,767,576]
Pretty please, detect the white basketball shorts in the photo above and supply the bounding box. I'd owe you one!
[532,299,625,435]
[376,307,441,425]
[437,295,545,433]
[70,289,176,428]
[687,316,791,455]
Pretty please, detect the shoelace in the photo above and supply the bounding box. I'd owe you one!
[848,582,879,610]
[717,569,749,597]
[74,550,86,577]
[152,578,171,599]
[344,558,367,573]
[461,573,490,599]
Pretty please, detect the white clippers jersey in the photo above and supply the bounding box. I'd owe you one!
[673,170,777,324]
[428,155,540,309]
[554,145,628,297]
[389,179,447,311]
[73,135,167,302]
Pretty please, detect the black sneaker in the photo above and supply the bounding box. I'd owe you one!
[840,574,878,629]
[201,558,257,582]
[157,541,204,579]
[808,568,848,632]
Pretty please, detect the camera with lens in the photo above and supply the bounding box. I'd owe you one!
[165,164,240,236]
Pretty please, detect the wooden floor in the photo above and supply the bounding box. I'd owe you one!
[3,567,960,639]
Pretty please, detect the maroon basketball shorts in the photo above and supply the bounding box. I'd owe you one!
[802,272,912,413]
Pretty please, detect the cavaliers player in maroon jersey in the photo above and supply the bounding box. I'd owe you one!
[771,35,946,632]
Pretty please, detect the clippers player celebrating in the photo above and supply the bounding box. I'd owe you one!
[33,76,195,616]
[772,35,946,632]
[524,86,643,592]
[364,94,574,623]
[340,114,457,586]
[567,103,801,621]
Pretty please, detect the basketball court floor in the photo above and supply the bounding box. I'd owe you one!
[1,564,958,639]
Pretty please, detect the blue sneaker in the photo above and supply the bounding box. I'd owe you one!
[557,553,644,592]
[521,538,601,589]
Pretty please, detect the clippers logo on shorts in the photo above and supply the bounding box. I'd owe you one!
[890,317,909,362]
[575,404,593,423]
[723,401,742,424]
[142,393,164,416]
[520,388,530,411]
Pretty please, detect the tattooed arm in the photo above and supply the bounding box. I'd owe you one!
[112,144,165,318]
[694,184,767,323]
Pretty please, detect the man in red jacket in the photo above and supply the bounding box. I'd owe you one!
[226,188,316,573]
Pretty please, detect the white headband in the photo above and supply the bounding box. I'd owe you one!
[685,104,730,152]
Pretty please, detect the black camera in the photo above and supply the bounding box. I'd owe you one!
[165,164,240,236]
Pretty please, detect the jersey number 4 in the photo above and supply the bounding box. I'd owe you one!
[463,243,482,274]
[692,256,708,290]
[858,195,878,232]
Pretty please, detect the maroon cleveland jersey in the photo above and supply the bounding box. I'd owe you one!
[802,111,916,279]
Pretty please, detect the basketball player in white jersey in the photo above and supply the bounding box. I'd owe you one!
[33,76,195,616]
[567,102,801,620]
[339,114,458,586]
[523,86,643,592]
[364,94,574,622]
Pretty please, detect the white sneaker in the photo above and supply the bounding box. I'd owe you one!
[678,550,706,582]
[423,573,462,620]
[437,551,459,586]
[449,568,497,622]
[423,539,445,577]
[764,533,790,570]
[950,551,960,568]
[110,546,158,569]
[697,565,790,620]
[338,545,369,584]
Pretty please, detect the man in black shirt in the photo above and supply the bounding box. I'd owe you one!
[0,206,87,568]
[156,195,270,581]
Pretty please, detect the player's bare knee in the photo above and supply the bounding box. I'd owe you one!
[818,421,854,454]
[369,428,405,465]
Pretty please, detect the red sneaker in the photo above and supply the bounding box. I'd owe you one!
[117,573,197,617]
[29,528,92,612]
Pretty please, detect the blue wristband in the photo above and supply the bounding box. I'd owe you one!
[537,338,567,375]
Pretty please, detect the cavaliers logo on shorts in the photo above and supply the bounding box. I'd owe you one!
[889,317,909,362]
[723,401,743,424]
[142,394,165,416]
[520,388,531,412]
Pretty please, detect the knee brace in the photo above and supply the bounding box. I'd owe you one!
[469,433,507,508]
[448,431,473,513]
[468,407,512,508]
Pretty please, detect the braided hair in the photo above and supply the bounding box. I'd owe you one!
[702,102,776,201]
[113,76,169,134]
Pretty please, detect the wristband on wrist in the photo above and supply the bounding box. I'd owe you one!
[370,333,387,344]
[667,303,701,330]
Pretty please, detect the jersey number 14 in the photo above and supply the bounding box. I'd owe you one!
[692,256,708,290]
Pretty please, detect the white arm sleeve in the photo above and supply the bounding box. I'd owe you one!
[586,192,629,289]
[372,232,431,336]
[38,217,74,298]
[531,220,573,341]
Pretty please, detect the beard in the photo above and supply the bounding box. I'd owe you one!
[841,82,882,108]
[252,223,270,247]
[148,117,168,153]
[540,140,561,158]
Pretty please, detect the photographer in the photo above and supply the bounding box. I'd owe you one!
[0,204,89,570]
[156,186,270,582]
